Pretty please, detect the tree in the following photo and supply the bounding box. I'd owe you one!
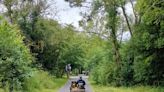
[65,0,86,7]
[101,0,121,68]
[129,0,139,24]
[33,19,85,77]
[119,0,133,36]
[0,0,50,54]
[0,18,33,92]
[132,0,164,85]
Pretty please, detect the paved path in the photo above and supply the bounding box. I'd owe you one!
[59,75,93,92]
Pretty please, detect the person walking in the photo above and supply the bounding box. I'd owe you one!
[65,64,71,78]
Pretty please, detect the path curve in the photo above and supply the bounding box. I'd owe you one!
[59,75,93,92]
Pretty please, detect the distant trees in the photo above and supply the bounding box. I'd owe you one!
[34,19,86,77]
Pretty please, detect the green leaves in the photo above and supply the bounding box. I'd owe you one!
[88,0,164,86]
[65,0,86,7]
[0,18,33,91]
[129,0,164,85]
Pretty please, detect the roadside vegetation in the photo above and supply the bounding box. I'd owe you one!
[0,70,67,92]
[92,84,164,92]
[0,0,164,92]
[66,0,164,90]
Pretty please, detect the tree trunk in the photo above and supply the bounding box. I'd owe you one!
[6,5,13,23]
[9,80,14,92]
[111,26,121,68]
[119,19,124,44]
[129,0,138,24]
[121,5,133,37]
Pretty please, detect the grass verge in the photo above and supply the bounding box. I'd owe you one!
[90,81,164,92]
[40,78,67,92]
[0,70,67,92]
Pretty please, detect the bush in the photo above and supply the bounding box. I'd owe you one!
[23,70,56,92]
[119,43,135,86]
[90,47,115,85]
[0,18,33,92]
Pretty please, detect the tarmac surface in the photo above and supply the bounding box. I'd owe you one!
[59,75,93,92]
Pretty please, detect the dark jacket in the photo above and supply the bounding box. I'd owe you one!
[77,79,86,85]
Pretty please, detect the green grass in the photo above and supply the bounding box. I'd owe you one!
[39,78,67,92]
[90,81,164,92]
[35,78,66,92]
[51,78,68,92]
[0,70,67,92]
[0,89,3,92]
[0,78,67,92]
[0,79,66,92]
[24,70,68,92]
